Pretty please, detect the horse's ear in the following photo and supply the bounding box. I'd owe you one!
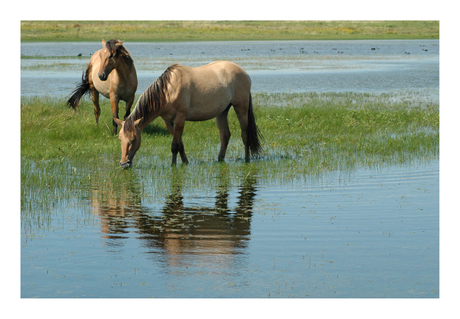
[113,117,124,127]
[134,117,143,128]
[102,39,106,47]
[115,41,124,47]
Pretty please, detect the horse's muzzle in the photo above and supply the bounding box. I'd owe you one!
[120,160,131,168]
[98,73,108,81]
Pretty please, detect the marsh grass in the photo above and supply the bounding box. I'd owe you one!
[21,92,438,164]
[21,92,438,225]
[21,21,439,42]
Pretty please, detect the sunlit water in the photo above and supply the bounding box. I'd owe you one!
[21,40,439,298]
[21,40,439,100]
[21,161,438,298]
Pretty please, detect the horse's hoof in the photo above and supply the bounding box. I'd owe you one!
[120,160,131,169]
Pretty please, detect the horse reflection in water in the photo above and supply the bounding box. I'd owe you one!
[89,168,257,268]
[143,173,256,264]
[89,174,143,241]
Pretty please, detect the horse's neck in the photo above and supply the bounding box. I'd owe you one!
[132,96,161,131]
[139,112,158,131]
[115,57,135,79]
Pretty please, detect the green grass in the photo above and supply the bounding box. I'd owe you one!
[21,92,438,225]
[21,92,438,166]
[21,21,439,42]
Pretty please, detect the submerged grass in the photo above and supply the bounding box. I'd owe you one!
[21,92,439,225]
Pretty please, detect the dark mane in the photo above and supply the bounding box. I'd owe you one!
[105,39,134,67]
[124,64,179,132]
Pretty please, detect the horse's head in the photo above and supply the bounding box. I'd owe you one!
[98,39,125,81]
[113,117,144,168]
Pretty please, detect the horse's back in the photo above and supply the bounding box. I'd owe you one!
[200,61,251,107]
[167,61,251,121]
[196,61,250,87]
[192,61,250,96]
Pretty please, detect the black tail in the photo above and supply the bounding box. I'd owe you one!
[247,94,264,157]
[67,65,91,109]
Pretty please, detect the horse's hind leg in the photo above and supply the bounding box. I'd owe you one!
[216,105,232,161]
[232,100,250,162]
[91,89,101,124]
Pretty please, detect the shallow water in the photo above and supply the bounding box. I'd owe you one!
[21,160,438,298]
[21,39,439,298]
[21,40,439,99]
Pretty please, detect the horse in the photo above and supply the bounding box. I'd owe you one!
[113,61,263,168]
[67,39,138,135]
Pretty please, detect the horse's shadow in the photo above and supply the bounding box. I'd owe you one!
[142,122,171,137]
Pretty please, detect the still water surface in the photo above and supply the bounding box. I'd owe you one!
[21,161,438,298]
[21,40,439,298]
[21,40,439,98]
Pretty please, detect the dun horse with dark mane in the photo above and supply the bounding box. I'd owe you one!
[67,39,137,134]
[113,61,263,167]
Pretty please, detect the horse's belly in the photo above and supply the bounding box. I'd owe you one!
[186,97,230,121]
[185,110,221,121]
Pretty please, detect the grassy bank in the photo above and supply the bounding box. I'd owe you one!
[21,92,438,220]
[21,92,439,168]
[21,21,439,42]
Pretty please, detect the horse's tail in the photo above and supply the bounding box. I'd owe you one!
[67,64,91,109]
[247,94,263,157]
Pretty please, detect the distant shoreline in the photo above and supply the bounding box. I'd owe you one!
[21,21,439,42]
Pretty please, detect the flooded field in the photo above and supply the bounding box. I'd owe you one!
[21,40,439,99]
[21,40,439,298]
[21,160,438,298]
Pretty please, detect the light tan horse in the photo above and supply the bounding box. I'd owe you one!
[67,39,138,134]
[113,61,263,168]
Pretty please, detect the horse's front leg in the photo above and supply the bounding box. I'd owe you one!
[178,140,188,165]
[110,93,120,135]
[91,88,101,124]
[123,95,135,120]
[170,116,189,166]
